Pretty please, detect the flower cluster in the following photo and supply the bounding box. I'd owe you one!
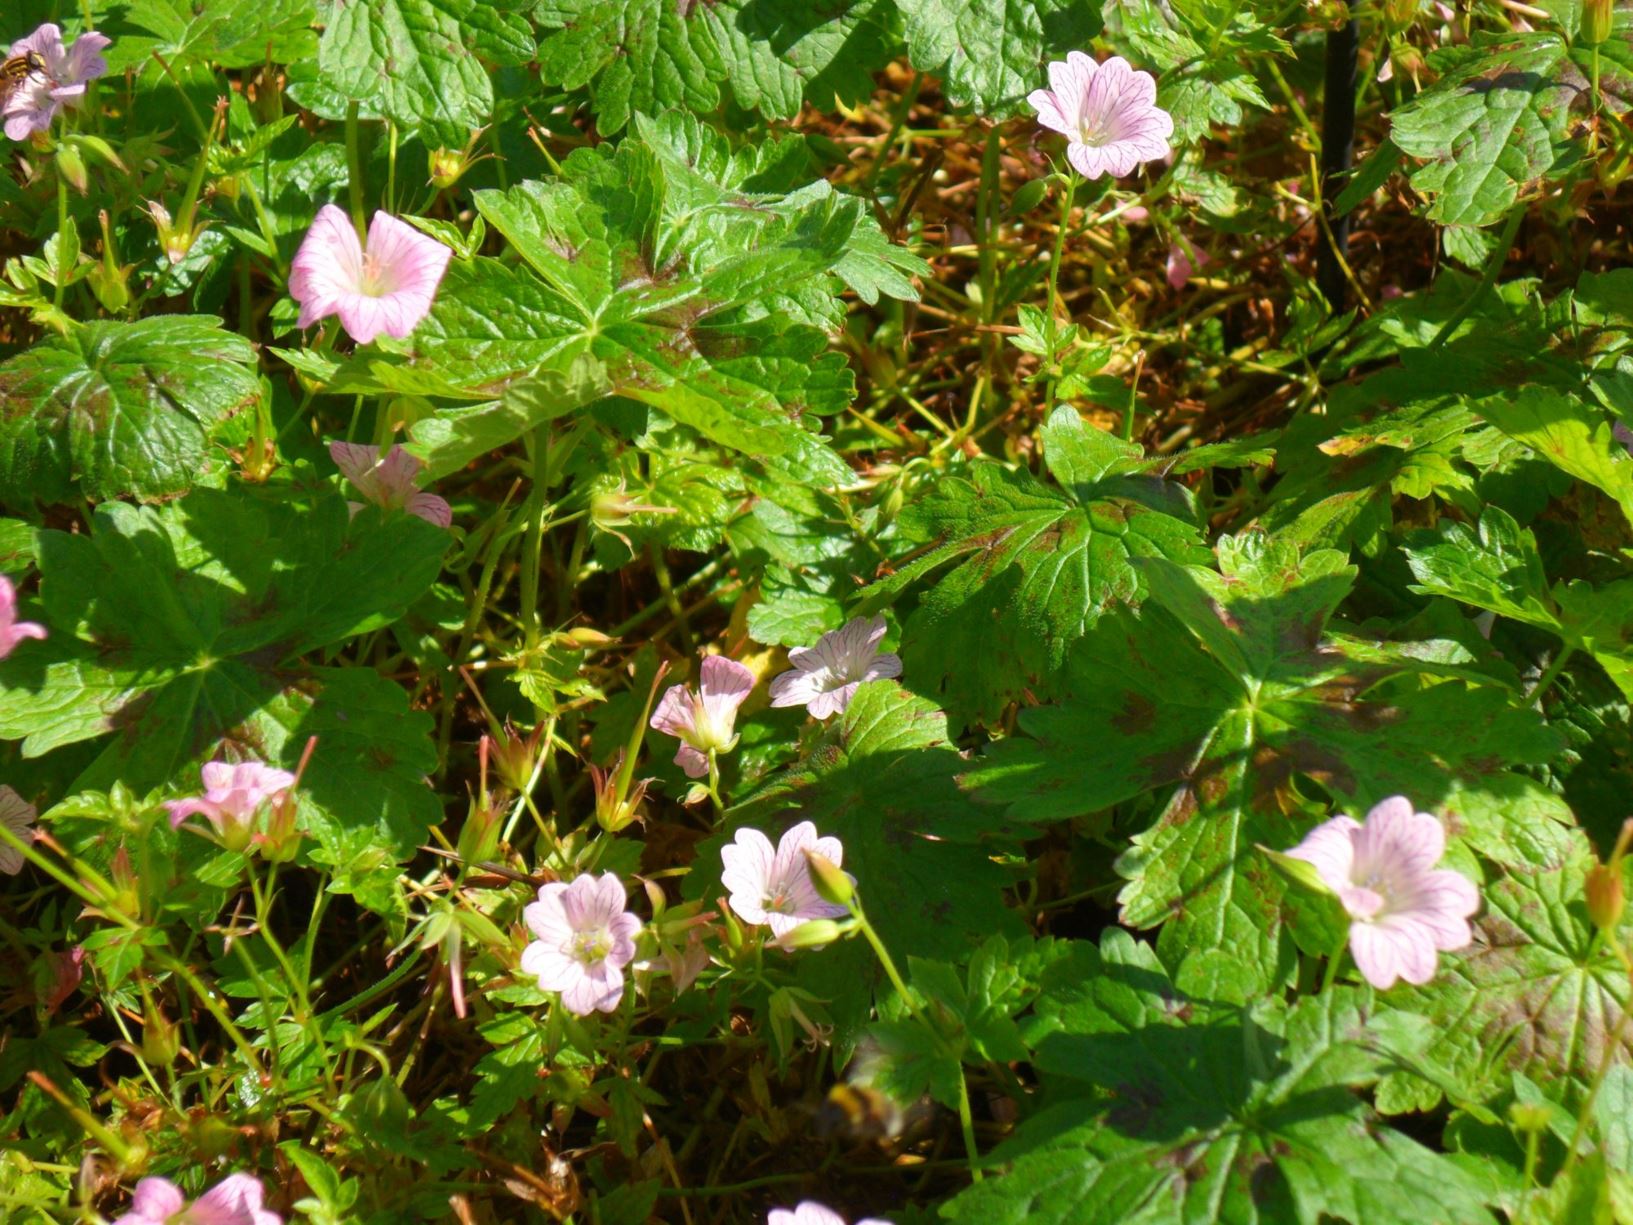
[4,23,109,142]
[289,205,452,345]
[1028,53,1172,180]
[1283,796,1479,989]
[165,761,297,853]
[0,574,46,659]
[330,441,452,527]
[521,873,642,1016]
[113,1174,281,1225]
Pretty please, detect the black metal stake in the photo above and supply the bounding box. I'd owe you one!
[1318,19,1359,310]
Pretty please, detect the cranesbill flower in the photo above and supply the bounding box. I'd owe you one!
[521,873,642,1016]
[1284,796,1479,989]
[0,785,36,876]
[649,655,755,778]
[768,615,901,720]
[329,442,452,527]
[0,574,47,659]
[3,23,110,142]
[164,761,297,852]
[1029,53,1174,181]
[289,205,451,345]
[112,1174,281,1225]
[720,821,850,939]
[768,1202,889,1225]
[1165,239,1210,290]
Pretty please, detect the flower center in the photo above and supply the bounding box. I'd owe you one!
[359,251,393,297]
[571,928,612,965]
[764,888,795,915]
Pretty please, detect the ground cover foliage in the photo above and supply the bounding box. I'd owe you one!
[2,0,1633,1222]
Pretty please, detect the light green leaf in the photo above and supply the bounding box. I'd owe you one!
[314,0,535,135]
[1391,34,1581,226]
[898,0,1102,117]
[0,317,260,505]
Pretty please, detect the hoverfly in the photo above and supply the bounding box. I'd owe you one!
[0,49,47,110]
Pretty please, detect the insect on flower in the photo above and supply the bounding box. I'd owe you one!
[3,23,111,141]
[0,50,47,109]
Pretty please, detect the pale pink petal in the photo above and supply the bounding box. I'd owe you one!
[769,668,826,708]
[673,742,709,778]
[721,828,777,899]
[289,205,365,328]
[1283,815,1360,891]
[164,797,220,829]
[116,1178,186,1225]
[650,684,697,740]
[187,1174,279,1225]
[698,655,755,719]
[1348,922,1402,989]
[805,684,857,720]
[1027,89,1073,135]
[407,491,452,527]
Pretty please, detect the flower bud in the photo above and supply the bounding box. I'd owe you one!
[1508,1101,1552,1133]
[1587,862,1625,933]
[142,999,180,1067]
[55,143,87,193]
[592,761,649,834]
[255,794,303,864]
[777,918,844,950]
[1583,0,1613,43]
[1383,0,1417,30]
[590,483,676,547]
[717,896,744,954]
[489,722,544,794]
[803,849,855,909]
[428,146,469,190]
[457,798,503,865]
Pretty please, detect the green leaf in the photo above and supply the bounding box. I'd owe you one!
[1472,386,1633,527]
[1391,833,1633,1108]
[314,0,535,136]
[123,0,318,68]
[1404,506,1558,629]
[969,534,1571,992]
[533,0,897,133]
[720,682,1023,961]
[897,0,1101,117]
[0,487,447,870]
[394,130,897,485]
[1390,34,1582,226]
[946,934,1495,1225]
[871,419,1208,725]
[0,317,260,505]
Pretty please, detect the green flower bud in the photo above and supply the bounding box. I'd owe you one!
[803,849,855,909]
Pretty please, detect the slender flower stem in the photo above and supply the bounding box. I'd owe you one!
[1321,931,1348,991]
[52,174,70,313]
[345,101,367,238]
[1528,645,1575,706]
[1430,198,1526,348]
[1042,173,1074,419]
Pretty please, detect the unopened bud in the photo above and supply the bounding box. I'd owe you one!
[777,919,844,950]
[590,483,676,544]
[456,800,503,865]
[428,147,469,191]
[1587,862,1625,932]
[1508,1102,1552,1133]
[803,850,855,909]
[141,1000,180,1067]
[717,896,744,954]
[563,626,614,649]
[489,722,544,794]
[1583,0,1613,43]
[55,143,87,193]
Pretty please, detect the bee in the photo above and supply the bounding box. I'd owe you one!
[0,50,47,109]
[813,1038,935,1145]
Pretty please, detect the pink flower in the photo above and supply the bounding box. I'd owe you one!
[0,785,36,876]
[649,655,755,778]
[0,574,47,659]
[3,23,110,142]
[328,442,452,527]
[113,1173,281,1225]
[164,761,297,851]
[1284,796,1479,989]
[1029,53,1174,180]
[768,1203,889,1225]
[289,205,451,345]
[720,821,850,939]
[768,615,901,720]
[521,873,642,1016]
[1165,239,1210,290]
